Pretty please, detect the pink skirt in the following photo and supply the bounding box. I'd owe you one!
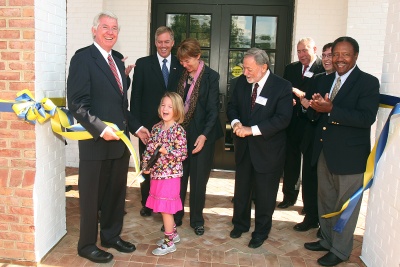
[146,177,182,214]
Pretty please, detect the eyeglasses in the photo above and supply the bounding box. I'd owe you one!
[322,54,332,59]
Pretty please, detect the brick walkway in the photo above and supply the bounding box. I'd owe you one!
[17,168,369,266]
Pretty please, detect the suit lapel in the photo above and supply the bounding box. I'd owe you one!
[252,74,274,114]
[168,56,180,90]
[91,46,123,96]
[332,66,361,103]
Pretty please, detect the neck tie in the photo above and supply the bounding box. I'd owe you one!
[162,58,169,87]
[251,83,259,110]
[302,65,309,79]
[330,77,341,101]
[107,54,123,94]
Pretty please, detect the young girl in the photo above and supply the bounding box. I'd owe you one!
[142,92,187,256]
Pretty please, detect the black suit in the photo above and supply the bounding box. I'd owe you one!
[227,73,292,239]
[282,59,325,206]
[67,44,139,253]
[309,66,379,259]
[175,65,224,227]
[130,54,183,206]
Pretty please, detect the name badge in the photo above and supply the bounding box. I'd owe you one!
[303,71,314,78]
[255,96,268,106]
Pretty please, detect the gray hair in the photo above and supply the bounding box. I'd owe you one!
[244,47,270,66]
[155,26,174,41]
[92,11,120,39]
[297,37,316,49]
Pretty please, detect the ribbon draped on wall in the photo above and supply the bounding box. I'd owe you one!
[0,89,144,183]
[322,94,400,233]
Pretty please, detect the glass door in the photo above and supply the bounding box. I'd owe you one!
[152,1,293,170]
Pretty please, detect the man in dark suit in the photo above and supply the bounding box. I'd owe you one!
[304,36,379,266]
[227,47,292,248]
[130,26,183,217]
[67,11,139,263]
[278,38,325,212]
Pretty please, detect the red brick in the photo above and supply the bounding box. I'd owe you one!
[23,131,35,140]
[21,198,33,207]
[10,169,23,187]
[23,150,35,158]
[0,62,5,70]
[10,121,35,130]
[23,233,34,243]
[22,8,33,17]
[0,149,21,158]
[0,205,5,213]
[0,139,7,148]
[1,52,20,60]
[0,19,5,27]
[22,51,34,61]
[0,8,21,17]
[10,224,35,233]
[11,140,35,149]
[14,189,32,198]
[16,242,34,251]
[0,0,5,5]
[20,215,33,224]
[22,30,34,39]
[0,41,7,49]
[0,249,24,259]
[9,41,34,50]
[4,241,15,249]
[23,250,36,261]
[0,169,8,186]
[12,159,35,169]
[0,72,20,81]
[0,92,17,101]
[0,187,13,196]
[0,214,19,223]
[9,206,33,216]
[23,72,35,81]
[9,19,34,28]
[0,231,22,241]
[22,174,34,187]
[0,30,20,39]
[9,82,34,91]
[0,158,8,167]
[9,0,34,6]
[2,196,20,206]
[0,223,9,231]
[9,62,34,71]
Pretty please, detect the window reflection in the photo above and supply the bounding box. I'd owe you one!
[230,16,252,49]
[255,17,277,49]
[190,15,211,47]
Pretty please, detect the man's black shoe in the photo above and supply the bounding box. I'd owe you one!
[194,226,205,236]
[277,199,295,209]
[160,220,182,232]
[78,247,113,263]
[304,241,329,251]
[317,252,344,266]
[248,237,266,248]
[101,238,136,253]
[139,206,152,217]
[293,221,319,232]
[229,228,244,239]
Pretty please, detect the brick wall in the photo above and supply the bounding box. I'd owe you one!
[0,0,36,264]
[361,0,400,265]
[0,0,67,263]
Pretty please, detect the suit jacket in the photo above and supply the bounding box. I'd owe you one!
[309,66,380,174]
[130,54,183,131]
[185,66,224,143]
[283,58,325,141]
[67,44,140,160]
[227,73,293,173]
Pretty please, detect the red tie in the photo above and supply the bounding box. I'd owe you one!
[302,65,309,79]
[107,54,123,94]
[251,83,259,110]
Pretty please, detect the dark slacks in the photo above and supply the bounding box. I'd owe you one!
[77,147,130,253]
[175,125,215,228]
[232,146,281,240]
[301,143,318,223]
[317,152,363,260]
[282,136,301,202]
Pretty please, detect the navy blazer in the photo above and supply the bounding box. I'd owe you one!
[309,66,380,174]
[130,54,183,131]
[227,73,293,173]
[67,44,139,160]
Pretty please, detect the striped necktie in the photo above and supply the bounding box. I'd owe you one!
[107,54,123,94]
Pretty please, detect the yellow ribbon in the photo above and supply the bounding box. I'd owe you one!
[3,89,141,181]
